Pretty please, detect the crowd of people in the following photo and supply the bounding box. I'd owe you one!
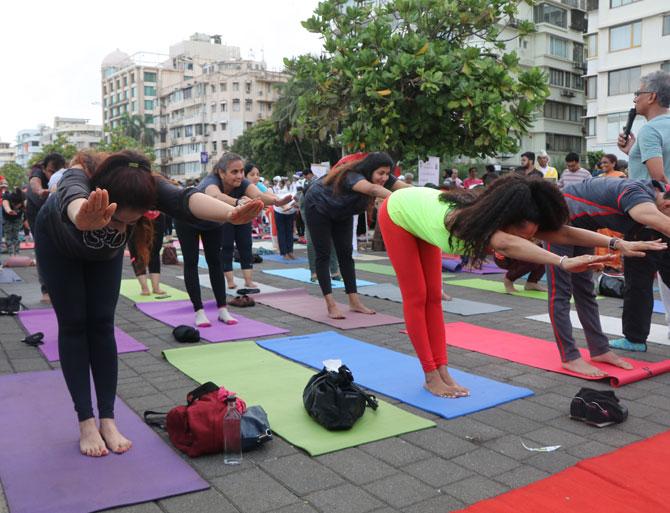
[1,69,668,455]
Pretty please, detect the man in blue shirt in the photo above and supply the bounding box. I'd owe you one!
[615,70,670,350]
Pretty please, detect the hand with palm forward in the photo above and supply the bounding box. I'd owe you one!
[229,199,264,224]
[73,189,118,231]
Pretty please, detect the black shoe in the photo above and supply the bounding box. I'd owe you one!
[22,332,44,347]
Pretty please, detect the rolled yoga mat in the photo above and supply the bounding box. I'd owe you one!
[136,299,289,342]
[0,268,22,283]
[177,274,284,294]
[119,279,190,303]
[262,267,376,288]
[455,429,670,513]
[527,312,670,346]
[359,282,511,316]
[0,370,209,513]
[18,308,147,362]
[440,321,670,387]
[257,331,533,419]
[163,341,435,456]
[254,288,404,330]
[441,259,463,272]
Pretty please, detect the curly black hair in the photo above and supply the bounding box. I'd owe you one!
[442,174,569,263]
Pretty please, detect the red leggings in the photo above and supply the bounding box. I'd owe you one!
[378,199,447,372]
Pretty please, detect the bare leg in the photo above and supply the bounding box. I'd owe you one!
[225,271,237,289]
[562,357,608,377]
[524,281,546,292]
[348,292,375,314]
[424,370,468,398]
[99,418,132,454]
[325,294,346,319]
[242,268,257,288]
[136,274,151,295]
[79,418,109,457]
[503,277,517,294]
[150,273,165,294]
[591,350,634,370]
[442,290,452,301]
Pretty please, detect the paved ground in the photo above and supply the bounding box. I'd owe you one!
[2,243,670,513]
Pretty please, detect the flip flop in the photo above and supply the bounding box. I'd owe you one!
[22,332,44,347]
[237,288,260,295]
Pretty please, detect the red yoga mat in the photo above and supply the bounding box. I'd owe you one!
[456,430,670,513]
[443,322,670,387]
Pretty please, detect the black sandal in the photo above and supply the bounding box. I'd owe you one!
[22,332,44,346]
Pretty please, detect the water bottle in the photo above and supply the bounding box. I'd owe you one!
[223,395,242,465]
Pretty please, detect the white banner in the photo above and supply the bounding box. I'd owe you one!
[310,161,330,178]
[418,156,440,186]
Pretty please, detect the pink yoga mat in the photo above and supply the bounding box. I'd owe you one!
[254,288,405,330]
[438,322,670,387]
[18,309,147,362]
[0,371,208,513]
[136,299,289,342]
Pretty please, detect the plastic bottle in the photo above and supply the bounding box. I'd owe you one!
[223,395,242,464]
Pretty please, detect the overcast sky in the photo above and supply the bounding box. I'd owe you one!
[0,0,323,143]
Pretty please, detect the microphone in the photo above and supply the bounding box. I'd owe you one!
[623,107,637,142]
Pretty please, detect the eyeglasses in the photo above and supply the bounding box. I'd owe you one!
[634,90,652,97]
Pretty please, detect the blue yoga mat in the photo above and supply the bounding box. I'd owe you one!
[654,300,665,314]
[257,331,533,419]
[261,254,309,265]
[262,268,376,288]
[0,269,23,284]
[178,254,240,269]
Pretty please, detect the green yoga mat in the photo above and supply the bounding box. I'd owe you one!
[355,262,397,277]
[163,342,435,456]
[445,278,599,302]
[120,279,190,303]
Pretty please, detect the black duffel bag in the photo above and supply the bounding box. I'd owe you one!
[570,387,628,427]
[303,365,378,430]
[598,273,624,299]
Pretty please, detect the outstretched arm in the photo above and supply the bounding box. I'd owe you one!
[628,202,670,238]
[244,183,292,206]
[188,192,263,224]
[351,179,392,199]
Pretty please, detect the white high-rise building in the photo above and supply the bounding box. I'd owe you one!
[0,142,15,167]
[585,0,670,157]
[15,127,48,167]
[43,117,103,150]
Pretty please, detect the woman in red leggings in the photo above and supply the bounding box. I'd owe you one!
[379,174,626,398]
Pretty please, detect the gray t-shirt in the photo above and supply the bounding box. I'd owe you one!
[38,168,198,260]
[628,114,670,181]
[563,178,657,235]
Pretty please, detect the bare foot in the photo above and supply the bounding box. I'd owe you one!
[503,278,517,294]
[99,418,132,454]
[310,274,318,282]
[349,302,376,315]
[437,366,470,395]
[562,357,608,377]
[524,282,546,292]
[592,351,634,370]
[152,288,166,295]
[244,281,258,288]
[227,282,237,290]
[282,254,291,260]
[79,419,109,457]
[288,253,297,260]
[140,289,151,296]
[442,291,452,301]
[424,373,468,398]
[327,303,346,319]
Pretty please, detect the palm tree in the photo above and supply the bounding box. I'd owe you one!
[119,113,155,147]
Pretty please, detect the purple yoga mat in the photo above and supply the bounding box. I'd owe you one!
[18,309,147,362]
[136,299,289,342]
[254,288,405,330]
[0,371,208,513]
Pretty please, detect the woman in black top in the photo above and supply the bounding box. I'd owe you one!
[35,150,262,457]
[177,153,289,326]
[2,187,26,255]
[303,152,410,318]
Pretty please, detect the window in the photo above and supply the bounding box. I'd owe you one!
[222,140,228,149]
[130,72,135,84]
[570,9,586,32]
[212,141,217,152]
[586,117,596,136]
[573,43,585,65]
[144,86,156,96]
[220,122,227,131]
[610,0,641,7]
[609,21,641,51]
[664,15,670,36]
[123,77,127,87]
[131,86,135,98]
[116,80,120,90]
[233,99,240,112]
[130,101,136,113]
[210,85,216,93]
[220,82,227,92]
[185,125,193,137]
[572,74,584,91]
[607,111,645,140]
[608,66,640,96]
[220,102,227,112]
[245,99,252,111]
[543,101,584,121]
[196,124,203,136]
[245,82,252,94]
[144,71,157,82]
[246,122,253,129]
[534,3,567,28]
[212,123,217,132]
[586,34,598,58]
[549,68,565,87]
[662,61,670,73]
[211,103,217,113]
[183,87,192,100]
[232,82,239,92]
[549,36,571,59]
[586,76,597,99]
[144,100,154,110]
[145,114,154,124]
[546,133,583,153]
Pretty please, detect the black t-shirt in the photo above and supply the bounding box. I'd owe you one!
[26,167,49,214]
[2,192,24,221]
[37,168,199,260]
[564,178,657,236]
[304,172,397,219]
[190,174,252,230]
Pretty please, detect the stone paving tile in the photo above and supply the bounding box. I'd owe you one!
[274,502,321,513]
[468,409,544,434]
[438,417,505,443]
[564,440,616,459]
[316,448,398,484]
[10,357,51,372]
[499,398,563,422]
[404,457,475,488]
[305,483,384,513]
[359,438,432,467]
[403,494,466,513]
[213,468,300,513]
[494,465,551,488]
[445,476,509,504]
[106,503,163,513]
[522,426,589,448]
[402,427,479,459]
[363,474,439,509]
[451,447,521,477]
[261,453,345,495]
[525,450,581,474]
[158,488,238,513]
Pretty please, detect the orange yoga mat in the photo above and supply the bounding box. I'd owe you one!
[456,430,670,512]
[441,322,670,387]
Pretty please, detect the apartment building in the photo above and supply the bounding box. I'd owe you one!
[585,0,670,157]
[0,142,15,167]
[102,34,288,180]
[14,127,48,167]
[42,117,103,149]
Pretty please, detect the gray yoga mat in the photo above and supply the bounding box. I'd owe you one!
[359,283,511,316]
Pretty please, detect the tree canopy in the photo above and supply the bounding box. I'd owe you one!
[28,134,77,167]
[0,162,27,188]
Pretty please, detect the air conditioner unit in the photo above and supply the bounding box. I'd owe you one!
[560,89,576,98]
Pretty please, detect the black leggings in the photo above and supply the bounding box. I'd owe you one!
[26,208,48,294]
[175,220,227,311]
[34,215,123,422]
[128,214,166,276]
[305,205,356,296]
[222,222,252,271]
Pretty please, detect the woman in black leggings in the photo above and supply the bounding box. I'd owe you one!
[178,153,289,326]
[35,150,262,458]
[127,211,166,295]
[303,152,410,319]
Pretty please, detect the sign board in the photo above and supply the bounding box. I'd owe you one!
[200,151,209,164]
[418,156,440,186]
[310,161,330,178]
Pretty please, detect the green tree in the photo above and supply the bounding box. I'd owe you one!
[587,150,605,171]
[97,126,156,163]
[297,0,549,161]
[0,162,27,188]
[28,134,77,167]
[118,113,156,147]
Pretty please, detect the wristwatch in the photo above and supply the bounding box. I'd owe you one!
[608,237,620,251]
